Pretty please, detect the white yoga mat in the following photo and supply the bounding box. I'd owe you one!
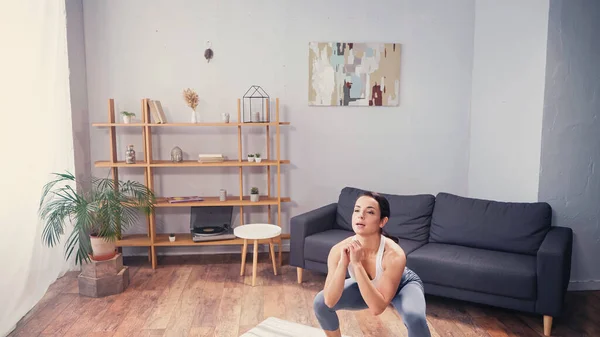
[241,317,351,337]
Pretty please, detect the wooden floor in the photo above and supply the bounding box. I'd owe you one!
[7,253,600,337]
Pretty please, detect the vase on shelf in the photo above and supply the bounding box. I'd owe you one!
[221,113,230,123]
[190,108,197,123]
[125,145,136,164]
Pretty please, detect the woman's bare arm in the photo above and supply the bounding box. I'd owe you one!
[322,242,350,308]
[351,252,405,315]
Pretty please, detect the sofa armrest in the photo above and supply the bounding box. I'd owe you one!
[290,203,337,268]
[535,226,573,317]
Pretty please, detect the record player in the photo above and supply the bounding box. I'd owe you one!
[190,206,236,242]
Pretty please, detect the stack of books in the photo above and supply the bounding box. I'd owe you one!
[166,196,203,203]
[198,154,225,163]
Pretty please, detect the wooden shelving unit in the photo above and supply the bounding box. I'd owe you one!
[94,97,290,269]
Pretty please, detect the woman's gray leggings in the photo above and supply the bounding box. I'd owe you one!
[313,270,431,337]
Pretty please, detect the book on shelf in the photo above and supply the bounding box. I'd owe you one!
[165,196,204,203]
[147,99,167,123]
[198,154,225,163]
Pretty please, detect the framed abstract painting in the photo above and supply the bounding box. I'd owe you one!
[308,42,401,107]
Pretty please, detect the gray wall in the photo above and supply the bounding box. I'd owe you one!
[467,0,549,202]
[82,0,476,255]
[539,0,600,290]
[66,0,91,191]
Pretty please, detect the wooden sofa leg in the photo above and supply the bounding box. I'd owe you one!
[543,315,552,336]
[297,267,303,284]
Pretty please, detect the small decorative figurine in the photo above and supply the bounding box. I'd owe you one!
[171,146,183,162]
[125,145,136,164]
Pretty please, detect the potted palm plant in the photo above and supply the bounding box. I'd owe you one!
[38,171,155,265]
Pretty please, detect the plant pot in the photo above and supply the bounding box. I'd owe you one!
[169,236,176,242]
[87,252,116,262]
[248,156,255,162]
[89,235,117,260]
[255,157,262,163]
[122,115,132,124]
[250,194,259,202]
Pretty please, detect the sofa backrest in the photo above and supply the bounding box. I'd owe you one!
[334,187,435,243]
[429,192,552,255]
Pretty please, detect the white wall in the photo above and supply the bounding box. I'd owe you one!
[0,0,75,335]
[83,0,476,254]
[539,0,600,290]
[467,0,549,202]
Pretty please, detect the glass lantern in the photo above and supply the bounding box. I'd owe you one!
[242,85,270,123]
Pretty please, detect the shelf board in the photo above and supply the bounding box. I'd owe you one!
[149,122,239,127]
[154,234,244,246]
[156,196,291,207]
[150,159,290,167]
[154,233,290,246]
[92,123,147,127]
[239,122,290,126]
[148,122,290,126]
[116,234,151,247]
[94,160,290,168]
[92,122,290,127]
[95,160,148,167]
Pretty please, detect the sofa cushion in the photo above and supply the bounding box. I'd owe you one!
[397,238,426,255]
[335,187,435,242]
[304,229,354,263]
[430,193,551,255]
[407,243,537,300]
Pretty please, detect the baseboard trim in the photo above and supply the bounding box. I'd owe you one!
[568,280,600,291]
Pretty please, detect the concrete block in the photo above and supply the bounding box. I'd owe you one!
[81,253,124,279]
[78,266,129,298]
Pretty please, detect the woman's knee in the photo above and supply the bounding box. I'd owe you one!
[403,309,428,330]
[313,291,330,313]
[313,290,341,331]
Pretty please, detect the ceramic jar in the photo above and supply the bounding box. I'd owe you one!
[125,145,136,164]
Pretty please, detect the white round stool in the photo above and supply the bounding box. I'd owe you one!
[234,223,281,286]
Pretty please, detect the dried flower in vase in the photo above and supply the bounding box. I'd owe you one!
[183,88,199,110]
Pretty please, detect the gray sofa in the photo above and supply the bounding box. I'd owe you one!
[290,187,573,336]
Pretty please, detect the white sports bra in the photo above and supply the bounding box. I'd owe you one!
[347,235,386,284]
